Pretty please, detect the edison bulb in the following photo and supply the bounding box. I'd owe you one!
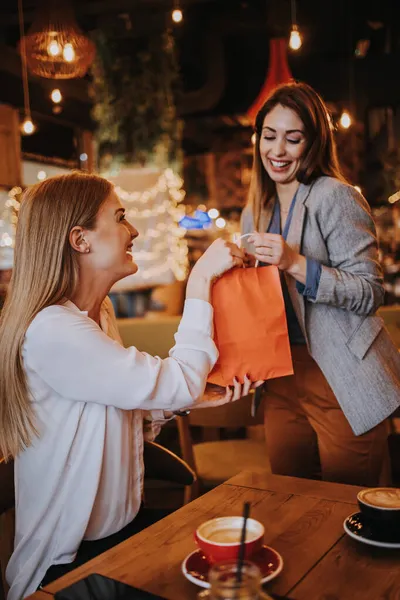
[340,111,352,129]
[172,9,183,23]
[21,119,35,135]
[289,28,302,51]
[63,43,75,62]
[47,39,61,57]
[51,89,62,103]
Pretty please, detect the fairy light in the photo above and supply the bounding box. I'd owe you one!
[113,169,188,283]
[208,208,219,219]
[389,191,400,204]
[216,217,226,229]
[37,170,47,181]
[0,187,21,267]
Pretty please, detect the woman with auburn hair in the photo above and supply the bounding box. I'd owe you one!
[0,172,261,600]
[241,81,400,487]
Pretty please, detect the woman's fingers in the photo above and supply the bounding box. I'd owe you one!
[224,386,233,402]
[231,377,242,401]
[243,374,252,396]
[226,241,246,259]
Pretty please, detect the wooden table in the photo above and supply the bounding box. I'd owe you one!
[27,470,400,599]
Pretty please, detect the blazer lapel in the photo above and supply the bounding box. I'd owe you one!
[258,198,275,233]
[284,181,315,336]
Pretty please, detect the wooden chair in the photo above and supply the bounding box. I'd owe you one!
[0,443,195,600]
[176,393,269,502]
[0,457,14,600]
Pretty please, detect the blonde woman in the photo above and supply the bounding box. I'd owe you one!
[0,172,260,600]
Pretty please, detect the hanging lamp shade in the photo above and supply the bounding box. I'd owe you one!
[20,0,95,79]
[247,38,293,123]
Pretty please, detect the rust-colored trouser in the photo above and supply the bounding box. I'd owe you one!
[263,346,391,487]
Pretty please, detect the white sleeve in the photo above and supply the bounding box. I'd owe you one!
[25,299,218,412]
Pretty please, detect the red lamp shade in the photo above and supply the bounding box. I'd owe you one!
[247,38,293,123]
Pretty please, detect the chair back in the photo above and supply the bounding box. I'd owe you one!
[0,458,14,515]
[117,315,180,357]
[143,441,195,486]
[176,394,265,503]
[0,458,15,600]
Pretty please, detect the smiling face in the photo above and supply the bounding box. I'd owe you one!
[83,191,139,284]
[259,104,308,186]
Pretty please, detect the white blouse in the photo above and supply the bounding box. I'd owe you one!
[6,297,217,600]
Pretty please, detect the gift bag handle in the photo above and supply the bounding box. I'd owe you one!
[234,233,259,268]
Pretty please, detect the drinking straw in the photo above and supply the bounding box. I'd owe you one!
[236,502,250,584]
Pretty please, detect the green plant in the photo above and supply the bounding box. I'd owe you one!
[91,29,182,173]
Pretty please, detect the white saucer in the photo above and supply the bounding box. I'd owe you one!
[182,546,283,589]
[343,512,400,549]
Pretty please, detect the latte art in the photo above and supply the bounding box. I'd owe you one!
[206,528,258,544]
[360,488,400,509]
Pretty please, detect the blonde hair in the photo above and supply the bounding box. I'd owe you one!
[0,171,113,459]
[249,82,347,229]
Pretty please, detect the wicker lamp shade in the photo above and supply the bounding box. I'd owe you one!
[20,0,95,79]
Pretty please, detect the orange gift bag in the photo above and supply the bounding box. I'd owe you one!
[208,265,293,386]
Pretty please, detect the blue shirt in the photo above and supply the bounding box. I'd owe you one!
[266,192,321,345]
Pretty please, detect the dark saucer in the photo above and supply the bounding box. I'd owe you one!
[344,512,400,548]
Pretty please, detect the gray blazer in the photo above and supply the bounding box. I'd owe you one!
[241,176,400,435]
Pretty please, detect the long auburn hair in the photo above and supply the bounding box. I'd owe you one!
[0,171,113,459]
[249,81,347,229]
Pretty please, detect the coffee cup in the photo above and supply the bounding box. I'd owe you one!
[194,516,264,564]
[357,487,400,527]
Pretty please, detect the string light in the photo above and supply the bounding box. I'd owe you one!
[208,208,220,219]
[339,111,352,129]
[112,169,188,283]
[37,170,47,181]
[63,43,75,62]
[289,0,302,51]
[0,188,21,263]
[389,191,400,204]
[50,88,62,103]
[216,217,226,229]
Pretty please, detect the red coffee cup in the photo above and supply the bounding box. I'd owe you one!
[194,516,264,564]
